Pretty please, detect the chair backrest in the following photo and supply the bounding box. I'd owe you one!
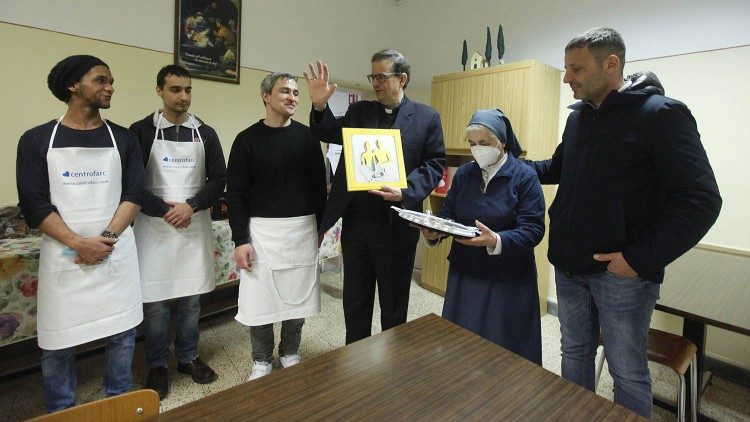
[646,328,697,375]
[601,327,697,375]
[30,389,160,422]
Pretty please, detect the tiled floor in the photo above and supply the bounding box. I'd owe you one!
[2,271,749,421]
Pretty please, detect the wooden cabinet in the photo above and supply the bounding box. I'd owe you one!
[420,60,561,314]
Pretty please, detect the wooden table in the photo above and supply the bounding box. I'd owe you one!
[656,246,750,418]
[154,314,640,421]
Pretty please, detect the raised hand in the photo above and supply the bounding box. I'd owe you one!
[303,59,337,111]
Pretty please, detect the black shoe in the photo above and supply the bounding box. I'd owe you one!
[177,357,217,384]
[145,366,169,400]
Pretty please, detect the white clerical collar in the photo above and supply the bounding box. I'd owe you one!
[382,96,404,114]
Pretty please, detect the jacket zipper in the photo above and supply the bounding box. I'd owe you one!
[566,111,597,273]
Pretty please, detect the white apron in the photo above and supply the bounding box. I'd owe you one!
[133,113,214,303]
[37,119,143,350]
[235,215,320,326]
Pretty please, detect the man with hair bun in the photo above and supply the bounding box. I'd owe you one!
[16,55,145,412]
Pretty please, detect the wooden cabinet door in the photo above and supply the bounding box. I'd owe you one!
[431,62,532,153]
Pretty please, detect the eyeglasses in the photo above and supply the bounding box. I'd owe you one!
[366,72,403,83]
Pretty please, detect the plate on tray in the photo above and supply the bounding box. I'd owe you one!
[391,206,480,239]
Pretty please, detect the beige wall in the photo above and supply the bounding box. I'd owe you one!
[1,0,398,93]
[0,22,318,205]
[403,88,432,108]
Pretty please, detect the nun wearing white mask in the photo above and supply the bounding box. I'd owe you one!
[421,109,545,364]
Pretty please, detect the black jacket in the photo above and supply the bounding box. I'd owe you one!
[528,72,721,283]
[309,96,446,235]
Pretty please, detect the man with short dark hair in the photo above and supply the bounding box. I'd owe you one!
[526,27,721,418]
[16,54,145,412]
[228,72,326,380]
[130,64,226,398]
[304,50,446,344]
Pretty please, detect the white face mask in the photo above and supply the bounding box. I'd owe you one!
[471,144,502,168]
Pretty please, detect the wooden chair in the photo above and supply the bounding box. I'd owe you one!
[30,389,160,422]
[595,328,698,422]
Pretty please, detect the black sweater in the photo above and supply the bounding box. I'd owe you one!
[227,120,327,246]
[129,113,227,217]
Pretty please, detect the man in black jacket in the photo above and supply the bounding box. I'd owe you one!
[304,50,445,344]
[526,28,721,418]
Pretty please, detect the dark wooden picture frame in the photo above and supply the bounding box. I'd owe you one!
[174,0,241,84]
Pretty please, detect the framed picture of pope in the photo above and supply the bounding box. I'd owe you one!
[342,128,407,191]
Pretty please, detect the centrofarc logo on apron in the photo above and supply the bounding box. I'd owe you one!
[162,156,197,169]
[61,169,110,186]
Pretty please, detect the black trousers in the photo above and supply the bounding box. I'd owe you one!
[340,214,420,344]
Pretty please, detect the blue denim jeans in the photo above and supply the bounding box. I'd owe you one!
[555,269,660,419]
[143,295,201,368]
[40,328,136,413]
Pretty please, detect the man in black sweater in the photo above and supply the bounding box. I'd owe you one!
[227,72,326,380]
[129,65,226,398]
[525,28,721,418]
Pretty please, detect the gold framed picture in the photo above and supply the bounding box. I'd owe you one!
[342,128,408,191]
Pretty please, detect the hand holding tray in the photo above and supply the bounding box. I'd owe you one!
[391,206,480,239]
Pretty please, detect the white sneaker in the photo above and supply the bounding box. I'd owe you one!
[248,361,272,381]
[279,354,301,368]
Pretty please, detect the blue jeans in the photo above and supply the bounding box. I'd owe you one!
[555,269,660,419]
[40,328,136,413]
[143,295,201,367]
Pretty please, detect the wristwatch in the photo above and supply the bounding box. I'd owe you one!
[186,199,199,213]
[100,230,118,239]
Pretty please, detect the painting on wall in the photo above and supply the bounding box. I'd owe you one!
[175,0,241,84]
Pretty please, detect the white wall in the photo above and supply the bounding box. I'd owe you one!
[0,0,394,90]
[6,0,750,90]
[393,0,750,88]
